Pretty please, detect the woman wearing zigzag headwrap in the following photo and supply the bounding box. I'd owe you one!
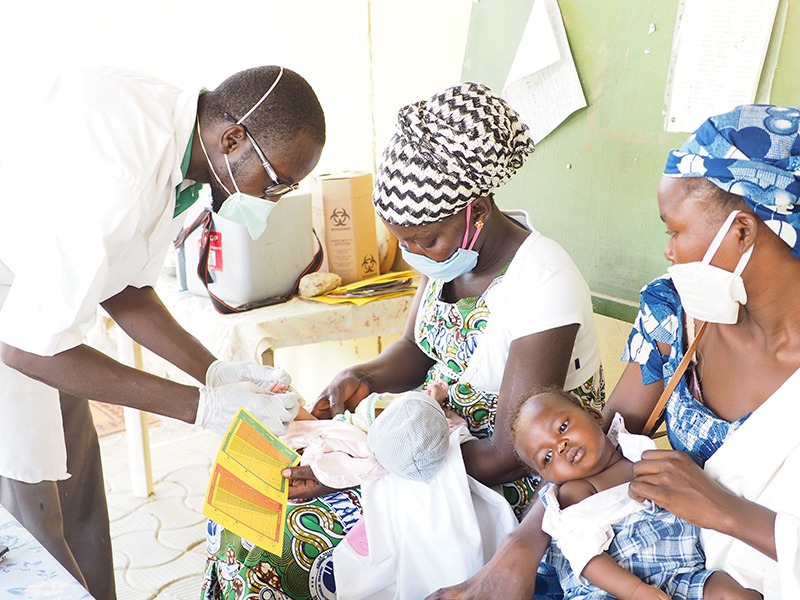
[201,82,592,600]
[431,104,800,600]
[292,82,601,597]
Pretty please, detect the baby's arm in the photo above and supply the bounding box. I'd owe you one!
[555,479,597,509]
[295,406,316,421]
[268,381,317,421]
[425,379,467,428]
[269,381,289,393]
[425,380,449,404]
[581,553,669,600]
[555,482,667,598]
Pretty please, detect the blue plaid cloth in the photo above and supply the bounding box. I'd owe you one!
[664,104,800,258]
[622,276,749,466]
[535,562,565,600]
[540,483,712,599]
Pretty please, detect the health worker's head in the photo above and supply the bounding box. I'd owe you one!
[196,65,325,212]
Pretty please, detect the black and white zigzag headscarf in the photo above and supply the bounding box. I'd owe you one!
[373,82,535,226]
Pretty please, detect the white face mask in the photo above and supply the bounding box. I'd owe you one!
[667,210,753,324]
[196,119,277,241]
[217,154,277,240]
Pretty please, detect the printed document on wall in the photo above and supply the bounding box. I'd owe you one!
[665,0,779,133]
[502,0,586,144]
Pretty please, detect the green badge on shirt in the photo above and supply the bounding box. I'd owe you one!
[174,127,202,218]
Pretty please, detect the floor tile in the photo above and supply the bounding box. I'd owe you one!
[156,524,205,553]
[101,417,212,599]
[113,574,146,600]
[123,550,206,597]
[139,496,205,530]
[110,510,160,539]
[112,529,184,570]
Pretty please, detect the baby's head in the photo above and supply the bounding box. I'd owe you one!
[509,386,609,485]
[367,390,450,482]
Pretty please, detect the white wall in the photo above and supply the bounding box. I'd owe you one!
[3,0,472,176]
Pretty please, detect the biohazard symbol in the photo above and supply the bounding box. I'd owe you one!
[329,207,350,227]
[362,254,377,273]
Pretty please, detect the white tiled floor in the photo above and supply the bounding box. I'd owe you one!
[100,418,220,600]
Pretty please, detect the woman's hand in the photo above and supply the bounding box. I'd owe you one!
[631,449,778,561]
[282,465,338,501]
[426,502,549,600]
[629,449,736,530]
[311,368,373,419]
[425,536,538,600]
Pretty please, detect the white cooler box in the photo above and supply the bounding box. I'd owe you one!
[176,191,315,307]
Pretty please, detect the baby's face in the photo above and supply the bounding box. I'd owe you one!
[514,393,614,485]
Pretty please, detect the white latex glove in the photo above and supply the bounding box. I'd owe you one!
[196,382,301,436]
[205,360,292,391]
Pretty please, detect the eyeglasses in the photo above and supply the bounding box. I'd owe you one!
[224,112,299,199]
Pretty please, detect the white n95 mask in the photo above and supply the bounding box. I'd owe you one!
[216,154,277,240]
[196,118,277,240]
[667,210,753,324]
[216,192,276,240]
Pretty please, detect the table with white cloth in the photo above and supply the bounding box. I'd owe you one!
[0,505,94,600]
[103,271,414,497]
[153,271,414,366]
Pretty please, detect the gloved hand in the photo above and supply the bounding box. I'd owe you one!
[205,360,292,391]
[196,382,301,436]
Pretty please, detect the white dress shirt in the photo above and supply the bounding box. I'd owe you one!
[0,67,198,482]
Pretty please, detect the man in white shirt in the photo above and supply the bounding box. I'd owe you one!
[0,65,325,600]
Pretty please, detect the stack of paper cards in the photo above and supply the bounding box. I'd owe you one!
[203,409,300,554]
[307,270,417,306]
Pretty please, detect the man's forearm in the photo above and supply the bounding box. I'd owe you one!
[0,341,199,422]
[102,286,216,383]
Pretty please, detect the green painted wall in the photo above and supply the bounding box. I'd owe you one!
[463,0,800,321]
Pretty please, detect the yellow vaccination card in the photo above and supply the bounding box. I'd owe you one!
[203,408,300,555]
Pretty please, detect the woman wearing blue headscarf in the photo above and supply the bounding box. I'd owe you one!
[429,104,800,599]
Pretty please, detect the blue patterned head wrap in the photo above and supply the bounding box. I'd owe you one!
[664,104,800,257]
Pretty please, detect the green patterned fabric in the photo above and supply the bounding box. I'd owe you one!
[202,490,361,600]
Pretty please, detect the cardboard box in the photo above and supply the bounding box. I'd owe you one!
[311,171,380,285]
[176,191,315,306]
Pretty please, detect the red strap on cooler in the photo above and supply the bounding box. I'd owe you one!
[173,209,209,249]
[175,209,323,314]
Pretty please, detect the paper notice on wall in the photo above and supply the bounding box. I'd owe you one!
[664,0,779,133]
[502,0,586,144]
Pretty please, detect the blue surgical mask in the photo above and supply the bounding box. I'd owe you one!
[196,120,277,240]
[401,204,484,282]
